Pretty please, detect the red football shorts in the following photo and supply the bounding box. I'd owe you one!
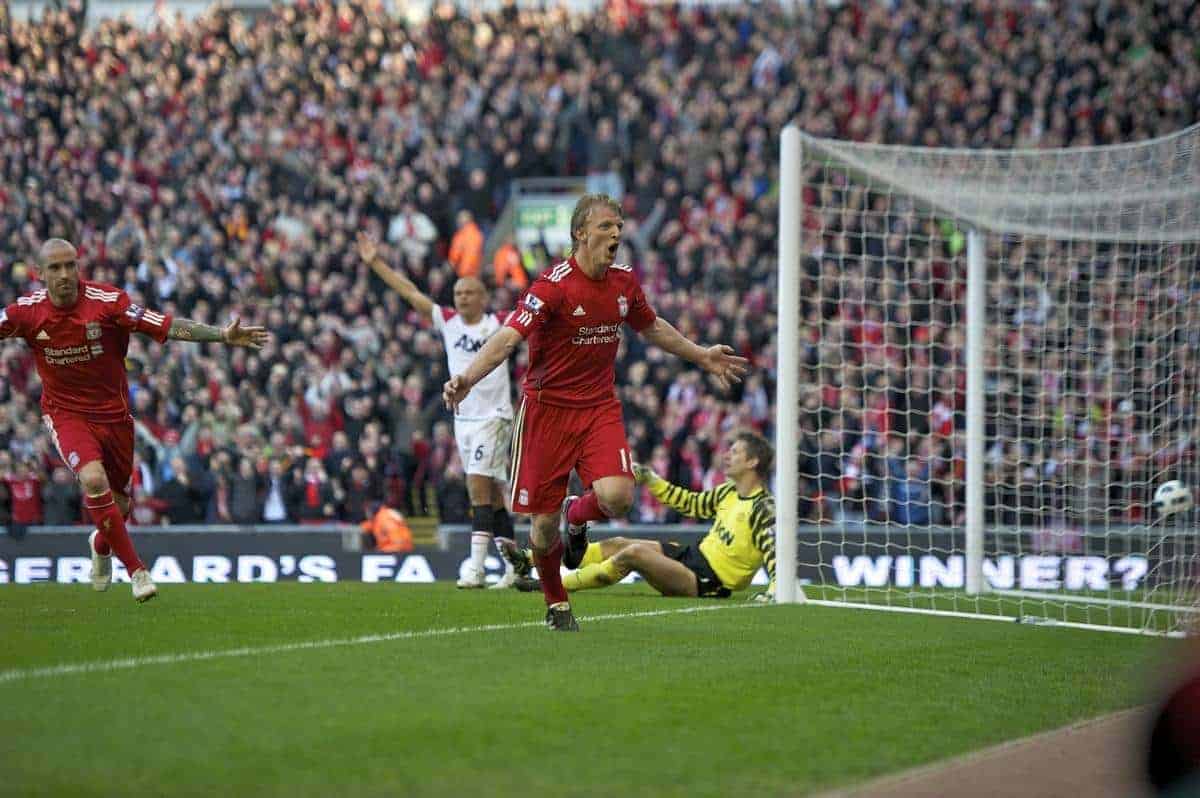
[42,412,135,495]
[509,396,634,515]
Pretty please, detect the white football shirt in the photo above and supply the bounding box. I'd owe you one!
[432,305,514,421]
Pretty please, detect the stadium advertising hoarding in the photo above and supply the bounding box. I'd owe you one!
[513,197,575,256]
[0,531,1158,590]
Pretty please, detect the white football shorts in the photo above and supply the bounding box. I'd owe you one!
[454,416,513,481]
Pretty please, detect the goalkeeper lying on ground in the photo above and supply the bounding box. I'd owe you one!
[498,431,780,601]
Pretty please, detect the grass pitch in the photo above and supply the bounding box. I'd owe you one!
[0,583,1173,797]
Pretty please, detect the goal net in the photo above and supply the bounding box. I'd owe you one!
[775,124,1200,636]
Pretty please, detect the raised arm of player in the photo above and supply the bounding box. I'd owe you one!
[356,232,434,318]
[638,317,750,391]
[442,326,522,412]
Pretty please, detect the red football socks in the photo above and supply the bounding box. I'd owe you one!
[92,498,133,556]
[85,491,145,574]
[533,538,569,605]
[91,529,112,556]
[567,491,606,526]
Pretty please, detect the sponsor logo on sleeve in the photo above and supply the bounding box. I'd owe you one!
[524,294,544,313]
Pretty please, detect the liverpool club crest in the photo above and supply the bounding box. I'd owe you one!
[85,322,102,340]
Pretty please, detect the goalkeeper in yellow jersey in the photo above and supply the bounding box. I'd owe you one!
[497,431,779,600]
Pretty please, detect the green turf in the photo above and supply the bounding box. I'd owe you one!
[0,583,1175,797]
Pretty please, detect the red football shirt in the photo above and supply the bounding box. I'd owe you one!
[0,280,173,422]
[5,475,42,523]
[505,257,656,406]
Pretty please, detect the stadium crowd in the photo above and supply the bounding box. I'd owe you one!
[1,0,1198,529]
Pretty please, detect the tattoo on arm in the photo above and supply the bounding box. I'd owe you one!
[168,319,224,343]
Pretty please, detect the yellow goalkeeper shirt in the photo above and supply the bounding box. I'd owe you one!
[647,477,776,592]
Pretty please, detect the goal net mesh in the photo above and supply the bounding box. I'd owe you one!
[796,124,1200,635]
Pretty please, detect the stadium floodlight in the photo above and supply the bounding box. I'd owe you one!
[776,122,1200,636]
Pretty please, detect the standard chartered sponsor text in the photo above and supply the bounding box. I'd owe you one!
[44,345,95,365]
[572,324,620,346]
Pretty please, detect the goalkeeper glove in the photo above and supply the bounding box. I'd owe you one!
[631,461,658,485]
[750,580,777,603]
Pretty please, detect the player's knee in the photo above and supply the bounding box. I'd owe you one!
[529,514,559,550]
[77,464,109,497]
[613,543,649,569]
[597,489,634,518]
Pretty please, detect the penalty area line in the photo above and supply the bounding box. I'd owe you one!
[0,602,765,685]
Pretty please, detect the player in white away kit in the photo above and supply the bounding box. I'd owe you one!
[357,233,531,589]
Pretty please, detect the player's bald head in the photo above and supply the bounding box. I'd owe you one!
[37,238,81,308]
[454,276,487,295]
[38,238,77,266]
[452,276,488,322]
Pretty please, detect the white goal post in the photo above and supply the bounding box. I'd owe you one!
[775,123,1200,636]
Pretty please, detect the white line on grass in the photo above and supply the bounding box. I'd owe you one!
[0,603,765,685]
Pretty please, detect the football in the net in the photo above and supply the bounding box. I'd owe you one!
[1153,480,1193,517]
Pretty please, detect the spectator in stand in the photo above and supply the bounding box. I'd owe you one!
[135,408,200,486]
[448,210,484,279]
[437,459,471,525]
[492,235,529,290]
[205,451,231,523]
[891,458,932,526]
[261,459,292,524]
[388,202,439,268]
[157,456,210,525]
[295,457,337,523]
[42,466,82,526]
[5,457,43,526]
[341,460,383,522]
[228,457,264,525]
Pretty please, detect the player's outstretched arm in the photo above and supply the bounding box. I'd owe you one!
[166,317,269,349]
[356,232,434,317]
[632,461,728,521]
[442,326,522,412]
[638,317,749,391]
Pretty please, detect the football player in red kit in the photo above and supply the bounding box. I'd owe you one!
[443,195,748,630]
[0,239,268,602]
